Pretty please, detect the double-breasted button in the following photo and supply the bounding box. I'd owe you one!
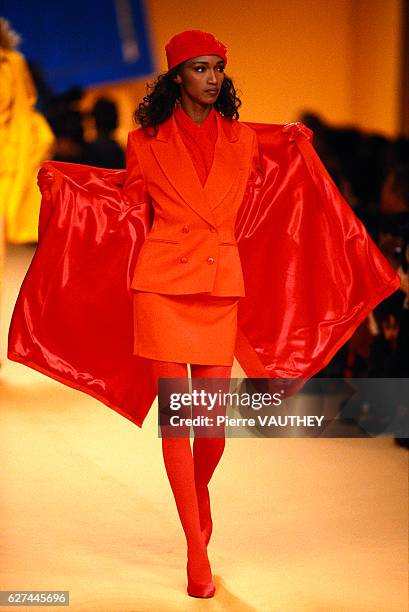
[180,256,188,264]
[207,257,215,265]
[209,227,216,233]
[181,226,190,233]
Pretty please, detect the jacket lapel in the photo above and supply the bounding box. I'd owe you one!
[150,110,242,227]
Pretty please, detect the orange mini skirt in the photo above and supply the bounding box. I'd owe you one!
[132,290,240,365]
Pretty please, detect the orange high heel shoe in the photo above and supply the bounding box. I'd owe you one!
[187,572,216,598]
[186,553,216,598]
[187,577,215,598]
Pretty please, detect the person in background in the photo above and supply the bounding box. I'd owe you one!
[0,18,54,245]
[85,97,125,168]
[50,109,90,164]
[347,165,409,433]
[0,18,54,369]
[368,163,409,376]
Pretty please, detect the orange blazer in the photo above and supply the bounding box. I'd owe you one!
[123,110,258,296]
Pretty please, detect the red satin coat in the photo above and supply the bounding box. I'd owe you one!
[7,121,400,428]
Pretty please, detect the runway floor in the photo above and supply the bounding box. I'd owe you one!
[1,245,408,612]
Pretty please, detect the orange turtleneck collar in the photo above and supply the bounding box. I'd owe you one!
[173,102,218,187]
[174,102,216,134]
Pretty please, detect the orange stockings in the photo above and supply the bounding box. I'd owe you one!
[149,359,231,585]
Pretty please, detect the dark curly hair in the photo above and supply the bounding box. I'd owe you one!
[134,64,242,137]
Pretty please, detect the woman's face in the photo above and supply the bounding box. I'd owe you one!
[173,55,225,106]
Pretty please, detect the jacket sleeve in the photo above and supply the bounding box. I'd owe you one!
[235,131,262,241]
[123,131,153,233]
[248,130,261,183]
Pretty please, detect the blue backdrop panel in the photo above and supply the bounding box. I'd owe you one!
[0,0,155,91]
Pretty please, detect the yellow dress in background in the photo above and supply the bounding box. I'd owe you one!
[0,49,54,244]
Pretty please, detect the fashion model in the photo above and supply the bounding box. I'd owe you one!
[125,30,260,598]
[8,30,400,599]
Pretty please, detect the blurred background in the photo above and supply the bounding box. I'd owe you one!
[2,0,408,146]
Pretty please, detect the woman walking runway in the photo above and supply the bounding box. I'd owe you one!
[7,28,400,602]
[124,30,259,597]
